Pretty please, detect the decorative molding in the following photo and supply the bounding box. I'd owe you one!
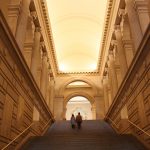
[40,0,113,76]
[0,10,53,119]
[105,23,150,118]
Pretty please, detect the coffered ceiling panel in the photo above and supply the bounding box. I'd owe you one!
[46,0,108,73]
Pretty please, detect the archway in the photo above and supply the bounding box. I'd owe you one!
[59,77,98,96]
[66,96,93,120]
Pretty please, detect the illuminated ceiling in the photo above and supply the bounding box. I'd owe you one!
[46,0,108,73]
[68,96,90,104]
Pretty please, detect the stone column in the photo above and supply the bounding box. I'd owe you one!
[125,0,143,50]
[119,9,135,59]
[37,66,42,89]
[24,16,35,68]
[122,40,134,67]
[107,86,112,107]
[94,96,104,119]
[91,104,96,120]
[107,65,114,101]
[50,78,55,113]
[114,26,128,78]
[0,0,11,18]
[36,43,43,88]
[15,0,31,51]
[45,66,51,105]
[24,42,33,68]
[40,51,47,99]
[102,75,109,114]
[7,0,22,35]
[108,50,118,97]
[115,64,122,87]
[46,82,50,106]
[134,0,150,34]
[30,27,41,81]
[54,97,64,120]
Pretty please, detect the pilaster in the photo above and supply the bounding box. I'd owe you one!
[125,0,143,50]
[108,50,118,97]
[114,26,128,78]
[8,0,21,35]
[102,75,109,114]
[134,0,150,33]
[40,51,48,99]
[15,0,31,51]
[50,78,55,113]
[30,27,41,81]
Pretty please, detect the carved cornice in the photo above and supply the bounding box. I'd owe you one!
[97,0,114,73]
[40,0,113,76]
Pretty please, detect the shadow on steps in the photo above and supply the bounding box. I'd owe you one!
[21,120,148,150]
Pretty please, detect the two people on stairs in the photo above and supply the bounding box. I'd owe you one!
[71,112,82,129]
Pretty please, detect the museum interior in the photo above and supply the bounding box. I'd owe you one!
[0,0,150,149]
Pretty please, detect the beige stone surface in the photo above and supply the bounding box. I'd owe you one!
[0,0,150,149]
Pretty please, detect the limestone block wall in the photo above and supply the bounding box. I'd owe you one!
[102,0,150,148]
[54,76,104,120]
[106,26,150,148]
[0,10,53,149]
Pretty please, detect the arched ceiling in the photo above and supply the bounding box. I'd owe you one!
[46,0,108,73]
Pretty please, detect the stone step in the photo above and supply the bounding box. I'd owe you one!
[21,120,148,150]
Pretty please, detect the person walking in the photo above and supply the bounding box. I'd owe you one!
[70,114,76,128]
[76,112,82,129]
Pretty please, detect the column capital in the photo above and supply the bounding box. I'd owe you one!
[134,0,149,12]
[35,26,41,33]
[114,25,121,32]
[119,9,128,24]
[108,50,114,60]
[122,39,133,46]
[40,41,46,51]
[111,40,117,47]
[102,75,108,83]
[118,8,125,18]
[8,3,21,16]
[42,51,47,57]
[30,11,37,21]
[104,63,109,73]
[103,67,108,77]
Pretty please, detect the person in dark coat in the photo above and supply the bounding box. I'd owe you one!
[76,112,82,129]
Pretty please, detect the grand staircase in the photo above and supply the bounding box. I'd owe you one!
[22,120,147,150]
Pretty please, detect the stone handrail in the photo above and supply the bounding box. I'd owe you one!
[128,120,150,137]
[1,123,35,150]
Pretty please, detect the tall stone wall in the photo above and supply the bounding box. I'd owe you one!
[102,0,150,148]
[0,9,53,149]
[107,29,150,146]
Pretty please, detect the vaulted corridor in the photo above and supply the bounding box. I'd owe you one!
[0,0,150,149]
[22,120,147,150]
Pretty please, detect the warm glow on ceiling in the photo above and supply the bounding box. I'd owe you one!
[68,96,90,103]
[46,0,108,73]
[67,81,91,88]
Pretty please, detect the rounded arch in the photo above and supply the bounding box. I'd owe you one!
[64,92,95,107]
[64,92,96,120]
[59,77,98,96]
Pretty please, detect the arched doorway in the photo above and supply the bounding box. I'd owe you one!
[66,96,93,120]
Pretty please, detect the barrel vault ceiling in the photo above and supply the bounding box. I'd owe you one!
[45,0,108,74]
